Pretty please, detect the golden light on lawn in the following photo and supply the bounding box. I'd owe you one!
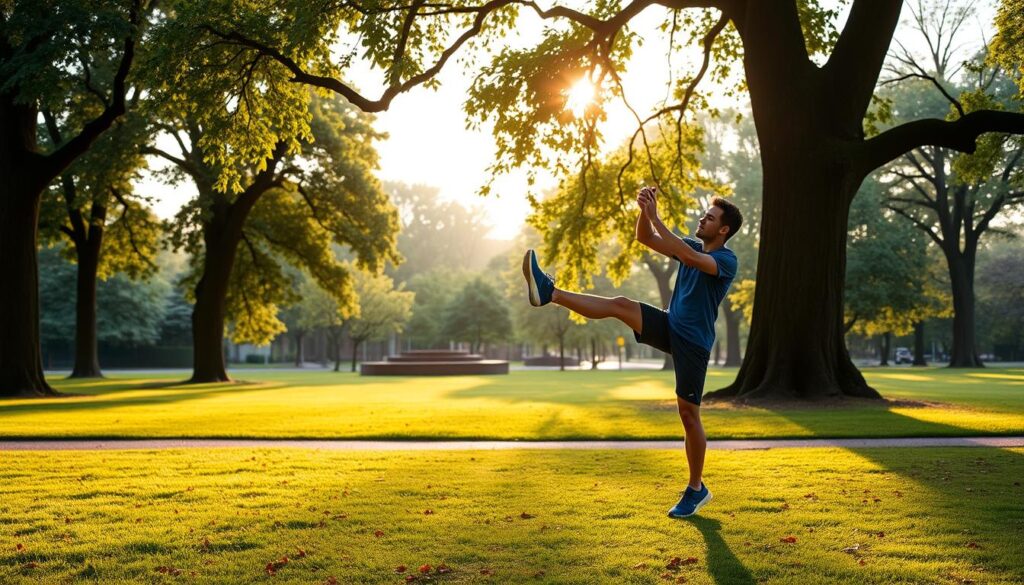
[564,76,596,118]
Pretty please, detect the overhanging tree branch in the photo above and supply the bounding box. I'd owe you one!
[859,110,1024,175]
[42,0,140,180]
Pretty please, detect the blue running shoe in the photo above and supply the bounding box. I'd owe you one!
[667,483,713,518]
[523,249,555,307]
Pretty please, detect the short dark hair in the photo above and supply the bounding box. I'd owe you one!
[711,196,742,242]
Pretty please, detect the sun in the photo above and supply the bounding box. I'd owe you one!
[564,77,596,118]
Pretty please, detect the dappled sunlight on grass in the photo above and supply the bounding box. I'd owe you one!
[966,373,1024,381]
[607,380,675,401]
[0,368,1019,439]
[872,373,935,382]
[2,447,1021,584]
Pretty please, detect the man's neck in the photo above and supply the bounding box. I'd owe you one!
[698,236,725,253]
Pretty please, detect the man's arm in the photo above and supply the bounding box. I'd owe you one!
[635,189,719,276]
[635,206,656,243]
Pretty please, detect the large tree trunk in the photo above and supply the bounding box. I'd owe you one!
[0,95,56,396]
[558,335,565,371]
[0,180,55,397]
[946,250,983,367]
[879,333,890,366]
[70,236,103,378]
[294,331,305,367]
[722,296,743,367]
[711,155,880,401]
[189,217,239,383]
[351,339,361,373]
[912,321,927,366]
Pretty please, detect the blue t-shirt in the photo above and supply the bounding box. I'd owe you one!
[668,238,738,351]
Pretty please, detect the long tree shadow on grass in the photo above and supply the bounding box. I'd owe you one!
[0,378,286,417]
[775,405,1024,582]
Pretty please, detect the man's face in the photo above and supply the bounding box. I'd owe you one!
[696,206,725,241]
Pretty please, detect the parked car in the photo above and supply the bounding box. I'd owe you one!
[894,347,913,364]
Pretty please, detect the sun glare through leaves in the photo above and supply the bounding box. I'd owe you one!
[564,77,596,118]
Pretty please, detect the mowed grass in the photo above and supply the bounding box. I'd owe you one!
[1,447,1022,584]
[0,367,1021,439]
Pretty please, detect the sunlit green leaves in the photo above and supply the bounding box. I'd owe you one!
[528,121,714,292]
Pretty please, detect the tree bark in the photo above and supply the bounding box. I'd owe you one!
[945,248,983,367]
[70,235,103,378]
[708,1,895,402]
[351,339,361,372]
[709,149,880,401]
[912,321,927,366]
[0,178,55,396]
[294,331,305,367]
[558,334,565,371]
[0,93,57,396]
[879,332,890,366]
[189,213,238,383]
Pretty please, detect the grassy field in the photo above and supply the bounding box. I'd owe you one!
[0,367,1020,440]
[1,446,1021,584]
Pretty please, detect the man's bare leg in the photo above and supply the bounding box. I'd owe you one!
[550,289,643,333]
[677,398,706,490]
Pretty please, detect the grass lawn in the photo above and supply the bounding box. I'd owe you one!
[0,367,1020,440]
[1,446,1021,584]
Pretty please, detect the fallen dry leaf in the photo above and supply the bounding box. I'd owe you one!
[780,536,798,544]
[395,565,407,574]
[419,564,432,574]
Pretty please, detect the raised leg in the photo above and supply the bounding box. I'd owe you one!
[677,398,706,490]
[550,289,643,333]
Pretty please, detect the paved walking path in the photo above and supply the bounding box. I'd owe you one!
[2,437,1023,451]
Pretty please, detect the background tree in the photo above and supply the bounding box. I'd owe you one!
[404,269,474,349]
[151,90,397,382]
[144,0,494,382]
[844,174,949,361]
[976,236,1024,361]
[348,270,414,372]
[880,0,1024,367]
[38,247,168,362]
[441,277,513,355]
[291,276,359,372]
[38,109,159,378]
[1,0,142,396]
[386,182,501,284]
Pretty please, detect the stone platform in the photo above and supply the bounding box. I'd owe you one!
[360,350,509,376]
[523,355,581,367]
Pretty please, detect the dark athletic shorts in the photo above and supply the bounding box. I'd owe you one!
[632,302,711,405]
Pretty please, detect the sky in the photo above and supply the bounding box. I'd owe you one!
[141,1,998,240]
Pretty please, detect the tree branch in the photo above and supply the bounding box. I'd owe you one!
[824,0,903,133]
[885,204,943,246]
[111,187,157,271]
[42,0,140,181]
[859,110,1024,175]
[880,71,964,117]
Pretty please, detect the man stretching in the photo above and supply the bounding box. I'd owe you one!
[523,188,741,518]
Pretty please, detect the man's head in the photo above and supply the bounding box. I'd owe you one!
[695,196,743,244]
